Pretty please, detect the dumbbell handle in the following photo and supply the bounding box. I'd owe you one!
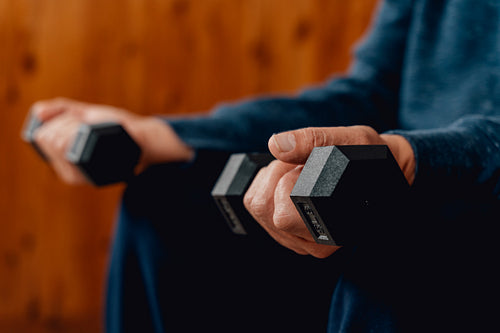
[22,115,48,161]
[212,153,275,235]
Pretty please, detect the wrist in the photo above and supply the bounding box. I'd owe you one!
[381,134,416,185]
[125,116,195,168]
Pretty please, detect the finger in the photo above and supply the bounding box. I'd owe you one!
[30,97,88,122]
[268,125,384,164]
[273,165,314,240]
[34,115,87,184]
[242,167,267,219]
[263,208,339,258]
[244,161,308,254]
[34,115,76,157]
[51,159,88,185]
[243,160,295,223]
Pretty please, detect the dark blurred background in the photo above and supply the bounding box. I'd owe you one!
[0,0,377,331]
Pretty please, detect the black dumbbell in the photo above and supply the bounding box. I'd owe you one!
[22,114,141,186]
[211,153,275,235]
[291,145,409,246]
[212,145,409,246]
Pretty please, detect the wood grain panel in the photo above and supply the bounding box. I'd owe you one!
[0,0,378,330]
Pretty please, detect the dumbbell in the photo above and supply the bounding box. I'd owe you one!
[211,145,409,246]
[22,114,141,186]
[291,145,409,246]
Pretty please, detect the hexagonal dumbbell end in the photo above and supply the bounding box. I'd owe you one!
[291,145,409,246]
[21,114,48,161]
[211,153,275,235]
[66,123,141,186]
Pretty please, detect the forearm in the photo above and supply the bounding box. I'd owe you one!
[166,68,400,153]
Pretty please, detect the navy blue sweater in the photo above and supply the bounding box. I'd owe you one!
[169,0,500,202]
[167,0,500,331]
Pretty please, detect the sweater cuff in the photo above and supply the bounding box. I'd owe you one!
[385,115,500,198]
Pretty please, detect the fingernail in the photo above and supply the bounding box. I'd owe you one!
[272,132,296,152]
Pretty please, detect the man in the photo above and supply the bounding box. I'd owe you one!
[29,0,500,331]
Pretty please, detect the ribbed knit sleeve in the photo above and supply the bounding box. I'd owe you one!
[388,115,500,201]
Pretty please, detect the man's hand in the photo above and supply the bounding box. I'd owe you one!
[244,160,339,258]
[28,97,194,185]
[244,125,415,258]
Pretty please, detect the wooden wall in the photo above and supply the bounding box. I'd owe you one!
[0,0,378,331]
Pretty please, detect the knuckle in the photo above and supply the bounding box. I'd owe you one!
[249,197,269,218]
[244,191,269,219]
[310,127,328,147]
[297,127,333,149]
[266,160,282,172]
[273,212,294,231]
[30,102,45,117]
[243,192,253,210]
[353,125,377,143]
[264,161,289,180]
[296,127,319,151]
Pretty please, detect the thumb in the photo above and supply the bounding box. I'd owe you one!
[268,127,334,164]
[268,126,381,164]
[31,97,88,122]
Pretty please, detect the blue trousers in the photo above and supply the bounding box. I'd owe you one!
[104,152,341,332]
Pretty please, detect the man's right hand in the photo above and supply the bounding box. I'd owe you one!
[28,97,194,185]
[244,125,415,257]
